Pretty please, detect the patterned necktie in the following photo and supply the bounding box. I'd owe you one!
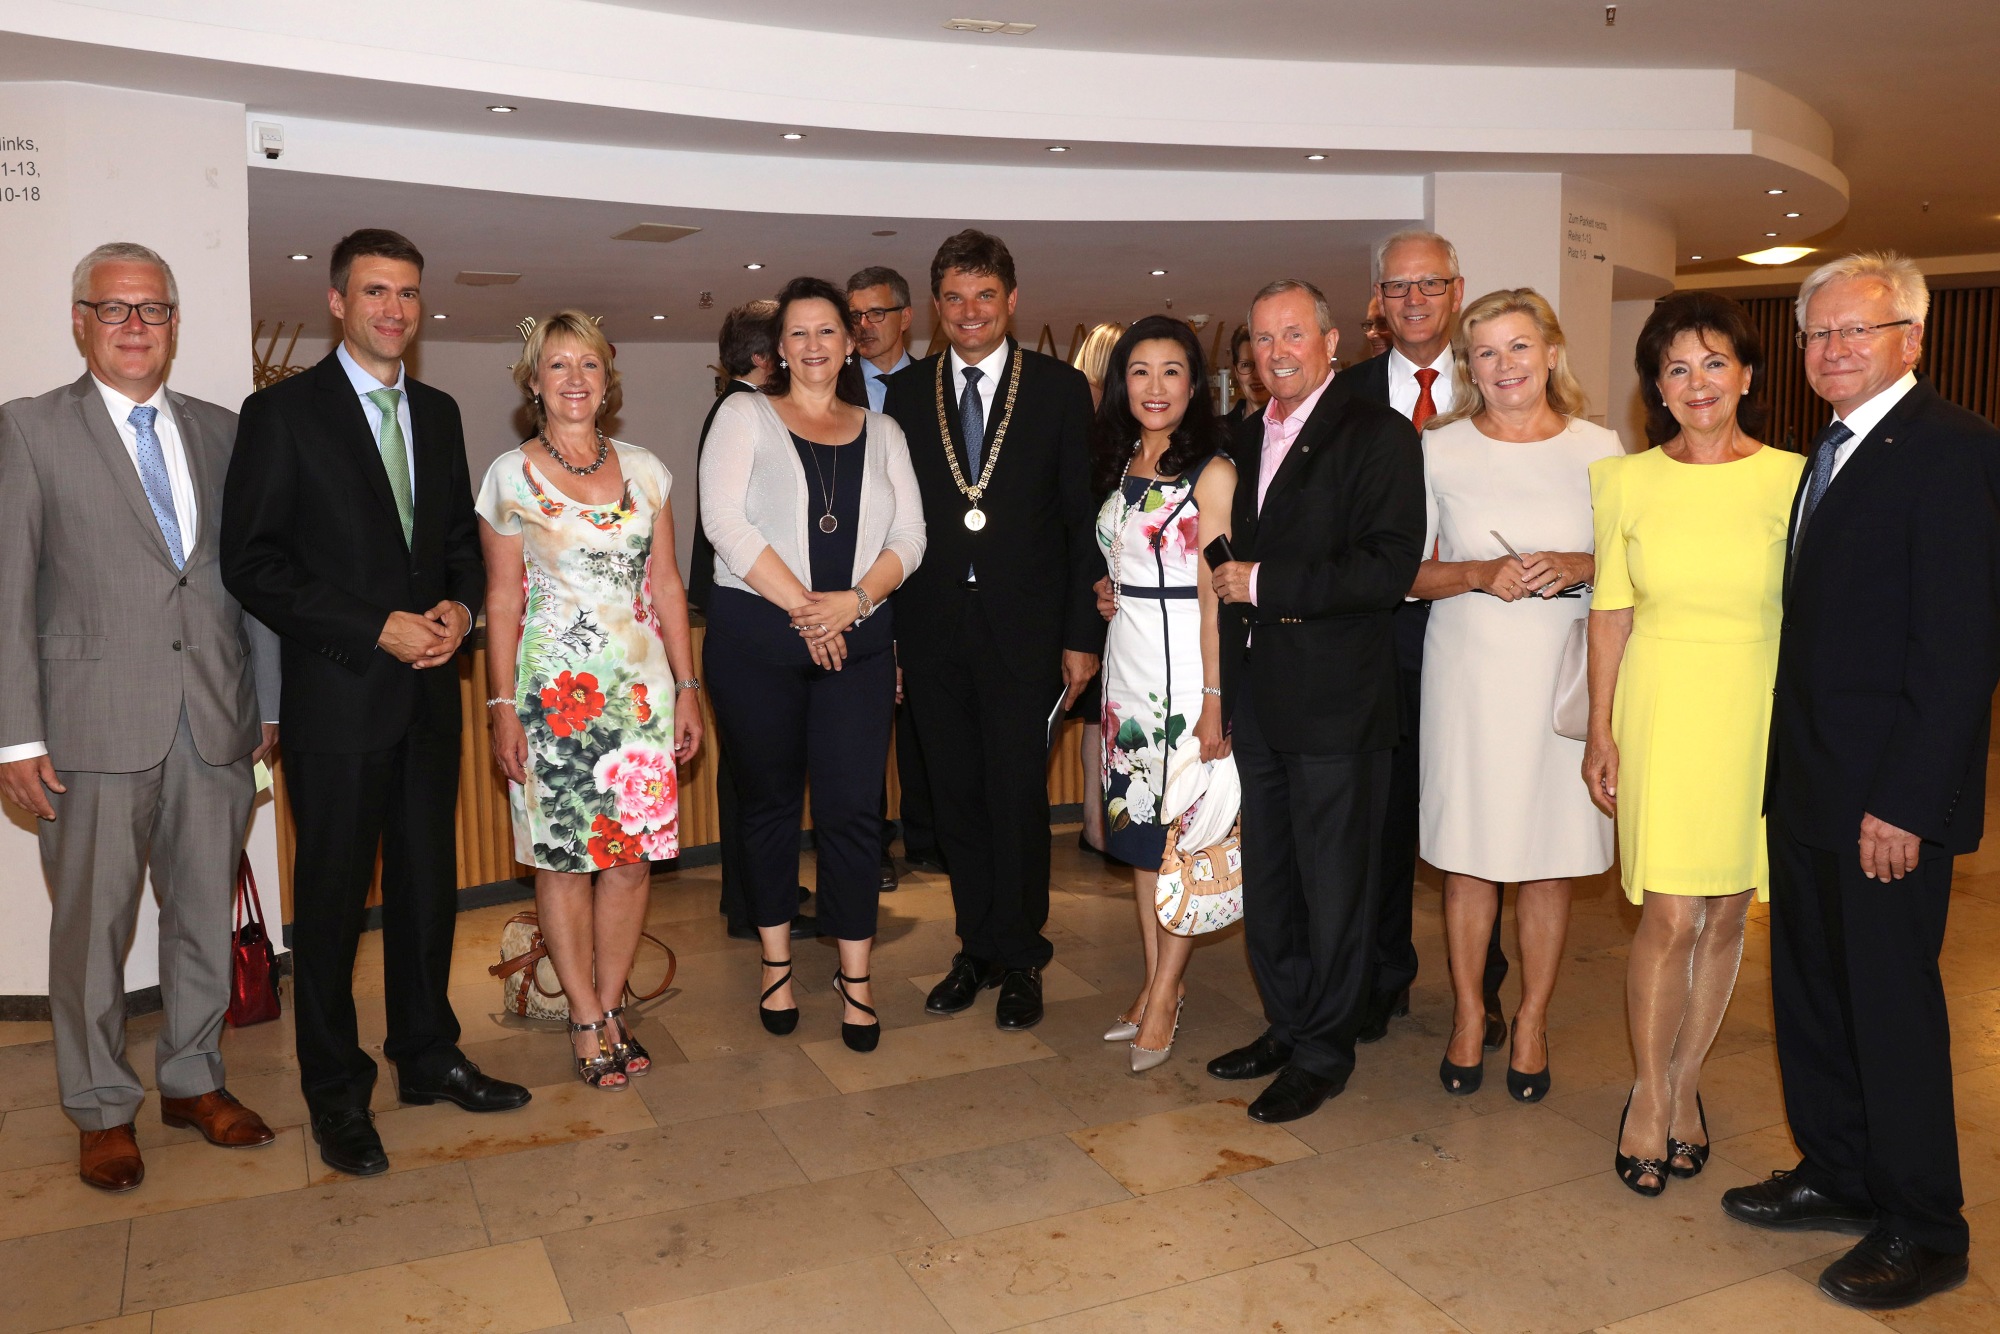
[1412,367,1440,430]
[960,367,985,478]
[1794,420,1854,549]
[128,405,185,569]
[366,387,415,546]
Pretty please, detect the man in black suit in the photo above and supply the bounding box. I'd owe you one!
[1329,230,1510,1049]
[223,229,529,1178]
[1722,252,2000,1311]
[1207,279,1426,1123]
[884,229,1102,1032]
[689,300,815,941]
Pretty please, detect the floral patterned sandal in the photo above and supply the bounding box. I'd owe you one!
[571,1018,627,1091]
[606,1004,650,1076]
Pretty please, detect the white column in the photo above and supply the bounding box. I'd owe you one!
[0,82,283,1000]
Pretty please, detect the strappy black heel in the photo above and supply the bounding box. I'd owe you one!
[759,957,798,1035]
[832,969,880,1053]
[570,1018,627,1090]
[1667,1093,1710,1178]
[1615,1094,1668,1197]
[606,1003,650,1076]
[1506,1019,1552,1103]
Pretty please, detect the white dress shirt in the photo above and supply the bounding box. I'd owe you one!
[1794,370,1918,532]
[1386,346,1456,421]
[0,380,205,765]
[862,349,912,413]
[948,341,1007,429]
[336,341,418,496]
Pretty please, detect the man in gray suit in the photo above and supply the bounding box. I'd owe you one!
[0,242,281,1192]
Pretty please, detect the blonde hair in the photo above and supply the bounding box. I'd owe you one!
[1071,321,1127,388]
[1431,287,1588,427]
[513,309,621,429]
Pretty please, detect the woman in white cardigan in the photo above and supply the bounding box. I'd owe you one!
[699,276,925,1053]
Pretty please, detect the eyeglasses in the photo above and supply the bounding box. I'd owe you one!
[850,305,907,325]
[76,299,175,326]
[1795,319,1912,350]
[1377,278,1455,298]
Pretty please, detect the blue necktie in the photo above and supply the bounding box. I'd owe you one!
[129,405,185,568]
[1794,420,1853,549]
[960,367,985,478]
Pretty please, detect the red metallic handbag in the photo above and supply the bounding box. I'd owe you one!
[226,853,282,1027]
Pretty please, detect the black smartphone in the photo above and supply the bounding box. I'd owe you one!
[1203,534,1235,570]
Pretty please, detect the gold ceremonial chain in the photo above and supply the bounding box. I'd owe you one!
[934,345,1024,529]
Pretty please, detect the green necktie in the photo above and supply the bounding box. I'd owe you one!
[366,387,415,546]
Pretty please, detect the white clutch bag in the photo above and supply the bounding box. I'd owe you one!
[1552,615,1589,740]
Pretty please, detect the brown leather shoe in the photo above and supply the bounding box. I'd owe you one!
[79,1124,144,1192]
[159,1088,277,1148]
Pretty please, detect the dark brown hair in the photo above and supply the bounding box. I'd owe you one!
[929,229,1017,297]
[329,228,424,294]
[1090,315,1226,499]
[1634,290,1769,447]
[717,298,778,378]
[762,276,868,407]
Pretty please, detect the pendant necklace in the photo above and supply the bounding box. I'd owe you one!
[934,346,1023,531]
[539,428,610,476]
[802,437,840,533]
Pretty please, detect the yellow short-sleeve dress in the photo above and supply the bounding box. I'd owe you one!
[1589,444,1805,904]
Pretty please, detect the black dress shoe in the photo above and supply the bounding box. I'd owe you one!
[398,1060,532,1112]
[311,1108,388,1177]
[1207,1032,1294,1081]
[1818,1228,1968,1310]
[1720,1169,1878,1234]
[926,953,1001,1014]
[904,848,947,874]
[1247,1067,1342,1123]
[879,855,900,893]
[727,912,819,942]
[1482,991,1507,1050]
[1357,986,1411,1044]
[995,968,1044,1031]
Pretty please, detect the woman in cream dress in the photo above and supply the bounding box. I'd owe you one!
[1413,288,1618,1103]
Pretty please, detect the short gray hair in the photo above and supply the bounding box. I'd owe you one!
[845,265,911,308]
[1373,230,1461,283]
[71,242,179,307]
[1249,279,1335,336]
[1796,250,1928,331]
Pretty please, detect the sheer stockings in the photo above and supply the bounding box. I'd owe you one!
[1125,868,1193,1052]
[1443,875,1572,1068]
[1620,889,1752,1189]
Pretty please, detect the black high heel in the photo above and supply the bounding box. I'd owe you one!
[832,969,880,1053]
[1439,1021,1486,1096]
[1666,1093,1710,1178]
[1615,1094,1668,1197]
[759,957,798,1035]
[1505,1019,1551,1103]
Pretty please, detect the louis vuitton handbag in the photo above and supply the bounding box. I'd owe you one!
[490,912,678,1020]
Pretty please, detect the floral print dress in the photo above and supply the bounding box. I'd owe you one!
[475,442,680,872]
[1096,466,1207,869]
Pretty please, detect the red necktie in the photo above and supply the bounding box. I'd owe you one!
[1412,367,1439,430]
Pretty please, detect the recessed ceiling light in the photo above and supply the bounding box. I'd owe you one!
[1764,188,1786,195]
[431,313,447,319]
[486,105,516,114]
[288,253,310,261]
[744,262,764,270]
[1045,145,1068,153]
[1304,153,1326,161]
[1784,211,1802,218]
[1150,269,1168,276]
[652,314,666,320]
[1689,254,1704,260]
[780,132,805,140]
[872,229,897,237]
[1765,231,1780,238]
[1739,245,1816,266]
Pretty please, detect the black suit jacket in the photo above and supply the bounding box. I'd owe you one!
[1221,385,1426,754]
[1327,351,1392,407]
[687,377,756,613]
[884,338,1104,682]
[222,351,484,753]
[1769,379,2000,853]
[1327,352,1432,678]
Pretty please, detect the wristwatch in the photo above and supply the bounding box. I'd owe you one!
[851,585,875,625]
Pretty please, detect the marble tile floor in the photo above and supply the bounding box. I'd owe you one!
[5,826,2000,1332]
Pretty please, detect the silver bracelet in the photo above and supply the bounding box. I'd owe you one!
[485,697,514,709]
[1200,686,1222,698]
[851,585,875,624]
[675,678,701,692]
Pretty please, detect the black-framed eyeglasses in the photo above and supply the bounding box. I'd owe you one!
[76,299,175,326]
[1795,319,1912,350]
[850,305,907,325]
[1377,278,1454,298]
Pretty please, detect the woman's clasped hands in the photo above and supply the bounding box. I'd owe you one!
[788,589,856,670]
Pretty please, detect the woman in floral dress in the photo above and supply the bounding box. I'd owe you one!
[477,310,702,1090]
[1092,316,1236,1072]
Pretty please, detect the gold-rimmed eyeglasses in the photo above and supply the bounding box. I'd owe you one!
[851,305,907,325]
[76,299,176,326]
[1795,319,1913,350]
[1377,278,1455,298]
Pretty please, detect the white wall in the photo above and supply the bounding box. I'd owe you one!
[0,82,283,996]
[1608,299,1658,453]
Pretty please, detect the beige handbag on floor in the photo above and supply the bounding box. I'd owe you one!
[490,912,678,1020]
[1552,615,1590,740]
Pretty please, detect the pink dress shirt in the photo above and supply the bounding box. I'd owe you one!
[1249,372,1335,605]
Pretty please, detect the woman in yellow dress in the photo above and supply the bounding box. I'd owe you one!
[1584,292,1804,1195]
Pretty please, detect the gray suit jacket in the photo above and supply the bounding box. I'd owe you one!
[0,373,280,772]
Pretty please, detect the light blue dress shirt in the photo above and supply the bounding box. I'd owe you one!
[862,349,913,413]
